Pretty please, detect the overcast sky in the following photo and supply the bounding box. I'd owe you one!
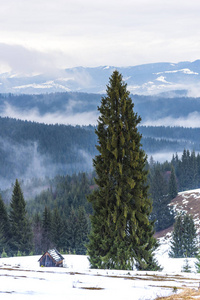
[0,0,200,74]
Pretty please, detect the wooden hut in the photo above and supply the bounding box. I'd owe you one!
[39,249,64,267]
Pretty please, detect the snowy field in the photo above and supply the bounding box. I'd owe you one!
[0,238,200,300]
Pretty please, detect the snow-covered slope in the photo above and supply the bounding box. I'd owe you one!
[1,189,200,299]
[1,60,200,95]
[170,189,200,234]
[154,188,200,263]
[0,253,199,300]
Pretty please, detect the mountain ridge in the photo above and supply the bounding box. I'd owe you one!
[1,60,200,95]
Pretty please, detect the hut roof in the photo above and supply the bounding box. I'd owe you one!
[48,249,64,262]
[39,249,64,263]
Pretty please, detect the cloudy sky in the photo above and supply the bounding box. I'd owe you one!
[0,0,200,74]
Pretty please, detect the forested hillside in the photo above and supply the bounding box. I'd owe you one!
[1,116,200,189]
[0,174,93,256]
[0,117,97,188]
[1,148,200,255]
[1,92,200,125]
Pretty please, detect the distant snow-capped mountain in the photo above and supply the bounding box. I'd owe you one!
[1,60,200,95]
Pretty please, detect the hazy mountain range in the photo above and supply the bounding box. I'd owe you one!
[1,60,200,96]
[1,91,200,127]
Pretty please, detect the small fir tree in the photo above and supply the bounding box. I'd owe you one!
[182,214,198,257]
[195,250,200,273]
[168,165,178,200]
[149,166,174,232]
[1,248,8,258]
[9,179,33,255]
[0,195,10,253]
[169,214,183,258]
[182,256,192,273]
[87,71,159,270]
[170,213,197,258]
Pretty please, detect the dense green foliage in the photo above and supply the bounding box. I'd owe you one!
[0,146,200,257]
[148,165,175,232]
[170,213,198,258]
[171,150,200,191]
[0,194,10,254]
[87,71,159,270]
[168,165,178,200]
[0,174,92,256]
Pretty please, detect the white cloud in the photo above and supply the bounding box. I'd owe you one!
[148,151,184,163]
[142,112,200,128]
[0,0,200,72]
[0,43,61,75]
[1,102,99,126]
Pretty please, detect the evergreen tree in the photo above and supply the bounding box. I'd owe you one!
[168,165,178,200]
[169,214,183,258]
[51,207,64,251]
[179,150,192,191]
[32,213,43,254]
[87,71,158,270]
[195,250,200,273]
[170,213,197,258]
[65,208,78,254]
[42,206,52,251]
[0,194,10,253]
[149,166,174,232]
[76,206,89,254]
[190,150,198,188]
[182,257,191,273]
[182,214,198,257]
[9,179,33,255]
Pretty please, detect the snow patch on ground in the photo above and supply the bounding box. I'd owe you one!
[0,250,200,300]
[178,189,200,195]
[2,188,200,299]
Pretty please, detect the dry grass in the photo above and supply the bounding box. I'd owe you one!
[80,287,104,290]
[155,288,200,299]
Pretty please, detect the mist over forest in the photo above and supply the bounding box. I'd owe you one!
[1,90,200,200]
[1,91,200,126]
[0,115,200,192]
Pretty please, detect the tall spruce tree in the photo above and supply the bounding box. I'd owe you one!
[87,71,158,270]
[9,179,33,255]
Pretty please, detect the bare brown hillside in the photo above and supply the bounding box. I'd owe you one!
[154,189,200,239]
